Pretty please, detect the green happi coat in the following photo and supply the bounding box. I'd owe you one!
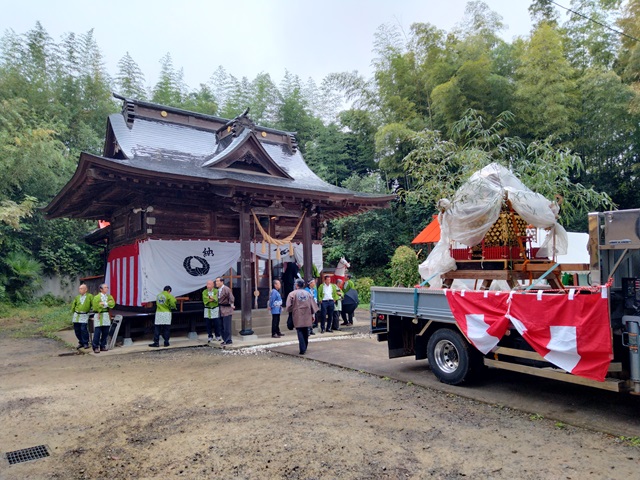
[317,283,339,301]
[92,293,115,327]
[202,288,219,319]
[343,279,355,294]
[71,293,93,324]
[155,290,177,325]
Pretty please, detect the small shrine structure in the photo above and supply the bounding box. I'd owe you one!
[45,95,394,336]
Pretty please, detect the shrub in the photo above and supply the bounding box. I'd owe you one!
[389,245,420,287]
[2,251,43,304]
[354,277,374,304]
[38,293,66,307]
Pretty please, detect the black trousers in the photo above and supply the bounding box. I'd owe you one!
[271,313,282,335]
[154,324,171,345]
[320,300,334,331]
[73,322,89,346]
[205,317,222,338]
[92,325,110,349]
[221,315,233,344]
[296,327,309,354]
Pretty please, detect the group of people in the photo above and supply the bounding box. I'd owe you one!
[199,277,236,346]
[70,283,115,354]
[268,273,357,355]
[149,277,236,348]
[72,272,354,355]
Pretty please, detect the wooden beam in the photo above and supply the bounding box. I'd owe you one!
[484,358,624,392]
[302,214,313,282]
[230,205,302,217]
[493,346,546,361]
[239,207,254,335]
[560,263,590,272]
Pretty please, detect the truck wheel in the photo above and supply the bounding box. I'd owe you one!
[427,328,475,385]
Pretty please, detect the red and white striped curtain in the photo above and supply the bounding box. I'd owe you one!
[105,243,141,307]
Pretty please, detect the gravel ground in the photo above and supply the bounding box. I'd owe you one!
[1,333,638,480]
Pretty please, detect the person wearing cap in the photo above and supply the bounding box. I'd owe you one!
[150,285,177,347]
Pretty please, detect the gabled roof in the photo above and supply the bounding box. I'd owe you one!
[202,129,292,179]
[44,96,395,220]
[412,215,440,244]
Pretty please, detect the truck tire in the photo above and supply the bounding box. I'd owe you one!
[427,328,476,385]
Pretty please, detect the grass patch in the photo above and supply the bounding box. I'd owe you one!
[620,436,640,447]
[0,303,70,339]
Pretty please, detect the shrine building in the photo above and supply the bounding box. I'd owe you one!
[44,95,394,339]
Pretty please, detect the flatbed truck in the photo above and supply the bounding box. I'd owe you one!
[370,209,640,394]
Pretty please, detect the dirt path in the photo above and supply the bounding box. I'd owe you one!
[0,336,638,479]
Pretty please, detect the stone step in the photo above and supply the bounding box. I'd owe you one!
[231,309,280,337]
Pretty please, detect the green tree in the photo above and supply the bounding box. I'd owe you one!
[402,110,613,230]
[0,98,73,201]
[115,51,147,100]
[1,251,43,304]
[339,109,377,174]
[389,245,420,287]
[563,0,622,69]
[513,22,578,142]
[249,73,279,125]
[574,68,640,209]
[305,123,350,185]
[322,173,414,281]
[275,71,322,153]
[151,53,185,106]
[181,83,218,115]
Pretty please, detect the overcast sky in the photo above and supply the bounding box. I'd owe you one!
[1,0,536,90]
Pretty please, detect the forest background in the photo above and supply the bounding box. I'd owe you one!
[1,0,640,304]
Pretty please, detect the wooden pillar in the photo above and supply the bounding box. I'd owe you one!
[239,207,254,335]
[302,214,313,283]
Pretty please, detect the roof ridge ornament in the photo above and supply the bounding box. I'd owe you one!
[217,107,256,138]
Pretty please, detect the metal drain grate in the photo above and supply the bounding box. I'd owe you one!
[5,445,50,465]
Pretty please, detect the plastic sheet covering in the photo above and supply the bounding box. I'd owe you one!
[419,163,568,282]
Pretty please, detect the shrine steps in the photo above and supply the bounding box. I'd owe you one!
[231,308,280,337]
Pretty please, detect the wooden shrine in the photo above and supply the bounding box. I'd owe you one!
[45,95,394,336]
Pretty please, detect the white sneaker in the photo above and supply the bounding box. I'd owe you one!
[215,336,222,341]
[207,336,213,343]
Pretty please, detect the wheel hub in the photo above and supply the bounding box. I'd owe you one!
[434,339,460,374]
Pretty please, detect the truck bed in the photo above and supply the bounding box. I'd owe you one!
[370,287,455,323]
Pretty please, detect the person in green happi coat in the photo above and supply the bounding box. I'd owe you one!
[71,284,93,349]
[202,280,221,342]
[150,285,177,347]
[92,284,115,353]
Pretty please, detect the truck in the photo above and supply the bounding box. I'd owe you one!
[371,208,640,394]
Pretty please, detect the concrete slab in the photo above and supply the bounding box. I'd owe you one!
[57,323,355,356]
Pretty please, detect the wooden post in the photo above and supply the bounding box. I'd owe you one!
[239,207,254,335]
[302,214,313,283]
